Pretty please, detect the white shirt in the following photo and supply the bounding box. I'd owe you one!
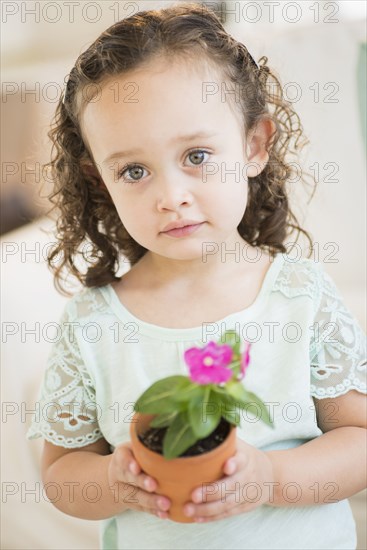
[27,253,366,549]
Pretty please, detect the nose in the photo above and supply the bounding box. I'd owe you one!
[156,175,194,212]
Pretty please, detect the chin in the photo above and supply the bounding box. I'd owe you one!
[156,246,205,261]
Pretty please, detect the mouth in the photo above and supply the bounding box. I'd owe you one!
[161,222,205,238]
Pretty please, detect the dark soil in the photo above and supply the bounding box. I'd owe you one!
[138,417,230,457]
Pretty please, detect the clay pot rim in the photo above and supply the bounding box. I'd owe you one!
[131,412,236,463]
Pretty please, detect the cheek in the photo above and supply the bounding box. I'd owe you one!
[117,206,136,230]
[108,193,132,226]
[114,197,151,238]
[208,180,248,218]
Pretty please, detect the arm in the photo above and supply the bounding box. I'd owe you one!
[42,437,170,520]
[266,390,367,507]
[42,438,126,520]
[182,390,367,522]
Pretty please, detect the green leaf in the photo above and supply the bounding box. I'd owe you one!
[172,382,204,403]
[188,389,221,438]
[135,399,178,415]
[134,376,188,414]
[162,411,198,459]
[226,381,249,402]
[213,391,242,425]
[218,330,241,356]
[221,407,241,427]
[149,411,178,428]
[212,384,274,428]
[234,389,274,428]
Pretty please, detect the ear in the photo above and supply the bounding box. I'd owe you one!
[244,117,277,178]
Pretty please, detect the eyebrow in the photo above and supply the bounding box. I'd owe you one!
[102,131,218,165]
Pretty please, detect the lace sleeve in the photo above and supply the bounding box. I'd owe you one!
[310,265,367,399]
[26,300,103,448]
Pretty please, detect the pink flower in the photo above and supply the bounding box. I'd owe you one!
[184,341,233,385]
[239,341,252,380]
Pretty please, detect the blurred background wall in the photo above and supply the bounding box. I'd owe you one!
[1,1,366,549]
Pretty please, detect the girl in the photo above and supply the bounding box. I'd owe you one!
[27,3,366,549]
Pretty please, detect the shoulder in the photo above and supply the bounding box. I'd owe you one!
[273,253,329,304]
[59,285,111,324]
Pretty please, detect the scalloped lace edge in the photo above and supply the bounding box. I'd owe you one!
[26,426,104,448]
[310,383,367,399]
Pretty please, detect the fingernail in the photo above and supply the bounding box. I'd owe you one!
[129,462,137,474]
[192,491,202,503]
[144,478,153,490]
[157,498,170,511]
[227,459,235,473]
[157,510,168,519]
[184,505,194,517]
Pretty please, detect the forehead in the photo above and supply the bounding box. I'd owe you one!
[80,57,243,157]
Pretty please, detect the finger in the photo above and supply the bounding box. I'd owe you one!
[112,447,171,511]
[127,460,156,491]
[114,444,159,493]
[126,458,157,491]
[128,459,141,475]
[184,492,244,519]
[193,498,261,523]
[223,457,237,476]
[134,500,170,519]
[222,443,250,477]
[122,443,143,475]
[117,483,171,517]
[187,478,265,519]
[128,467,159,493]
[191,472,242,504]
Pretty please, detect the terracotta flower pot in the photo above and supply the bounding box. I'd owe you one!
[130,412,237,523]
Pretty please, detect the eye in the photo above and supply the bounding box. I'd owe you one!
[116,163,147,184]
[116,149,211,184]
[185,149,211,167]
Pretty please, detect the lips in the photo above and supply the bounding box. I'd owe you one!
[161,223,205,238]
[161,219,204,233]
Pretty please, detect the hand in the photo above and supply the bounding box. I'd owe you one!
[107,442,171,519]
[183,438,275,523]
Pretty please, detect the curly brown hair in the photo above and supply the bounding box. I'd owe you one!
[44,2,315,296]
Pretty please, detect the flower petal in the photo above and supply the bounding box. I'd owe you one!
[184,347,203,369]
[214,345,233,366]
[189,363,233,385]
[239,341,252,379]
[185,341,235,385]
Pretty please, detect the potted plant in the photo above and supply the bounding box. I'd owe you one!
[130,330,273,523]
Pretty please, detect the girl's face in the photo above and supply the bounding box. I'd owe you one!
[81,58,270,262]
